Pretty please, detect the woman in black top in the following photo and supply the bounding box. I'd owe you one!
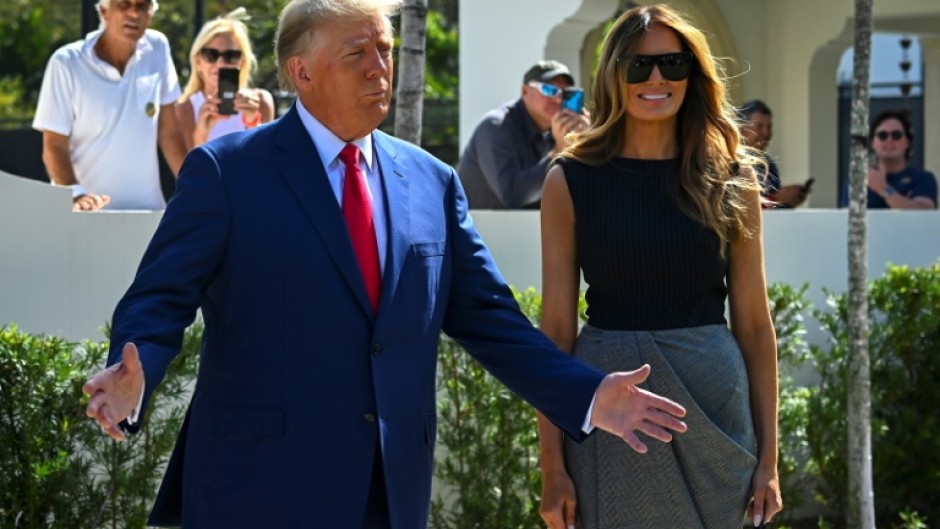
[537,5,782,528]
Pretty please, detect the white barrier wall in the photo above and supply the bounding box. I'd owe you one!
[2,171,939,343]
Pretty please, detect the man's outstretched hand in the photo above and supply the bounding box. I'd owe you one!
[591,364,688,453]
[83,342,144,441]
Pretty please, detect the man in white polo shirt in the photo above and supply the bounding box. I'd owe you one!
[33,0,187,211]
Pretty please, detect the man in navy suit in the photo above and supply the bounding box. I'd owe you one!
[82,0,687,527]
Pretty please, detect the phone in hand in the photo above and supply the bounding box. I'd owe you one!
[217,68,240,115]
[803,177,815,193]
[562,87,584,114]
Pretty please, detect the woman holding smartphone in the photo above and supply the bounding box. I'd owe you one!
[175,8,274,150]
[537,4,781,528]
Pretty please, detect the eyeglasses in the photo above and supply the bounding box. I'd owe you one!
[618,52,695,84]
[529,82,580,101]
[113,0,153,13]
[199,48,243,65]
[875,130,904,141]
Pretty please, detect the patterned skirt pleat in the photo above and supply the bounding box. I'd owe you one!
[564,324,758,529]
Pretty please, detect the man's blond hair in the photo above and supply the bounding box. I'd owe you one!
[275,0,403,91]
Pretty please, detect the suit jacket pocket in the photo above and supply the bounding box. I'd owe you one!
[209,403,285,439]
[412,240,445,258]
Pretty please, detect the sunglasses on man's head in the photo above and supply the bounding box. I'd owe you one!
[529,82,579,100]
[199,48,243,65]
[618,52,695,84]
[875,130,905,141]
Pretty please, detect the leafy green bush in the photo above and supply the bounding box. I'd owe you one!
[0,323,200,529]
[769,282,814,515]
[430,288,547,529]
[805,263,940,526]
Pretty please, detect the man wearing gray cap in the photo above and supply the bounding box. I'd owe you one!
[458,60,589,209]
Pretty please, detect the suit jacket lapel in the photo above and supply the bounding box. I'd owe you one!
[273,105,374,318]
[373,132,410,320]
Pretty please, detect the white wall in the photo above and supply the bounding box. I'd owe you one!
[3,171,939,343]
[0,172,161,341]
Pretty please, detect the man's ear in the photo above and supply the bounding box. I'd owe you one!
[287,56,312,91]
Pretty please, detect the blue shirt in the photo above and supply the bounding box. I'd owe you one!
[861,166,938,209]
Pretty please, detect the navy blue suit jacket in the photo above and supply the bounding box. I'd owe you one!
[108,105,604,528]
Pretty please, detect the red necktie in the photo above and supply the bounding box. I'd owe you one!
[339,144,381,312]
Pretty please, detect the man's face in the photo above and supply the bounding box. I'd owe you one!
[292,13,394,141]
[100,0,154,43]
[521,75,572,131]
[742,111,773,151]
[871,118,910,162]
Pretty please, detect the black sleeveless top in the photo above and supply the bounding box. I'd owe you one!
[560,157,728,331]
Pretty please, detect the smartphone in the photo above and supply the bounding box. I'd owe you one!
[803,177,815,193]
[217,68,240,115]
[562,88,584,114]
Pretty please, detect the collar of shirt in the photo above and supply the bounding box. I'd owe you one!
[294,100,388,274]
[295,101,374,172]
[510,98,547,143]
[81,29,153,81]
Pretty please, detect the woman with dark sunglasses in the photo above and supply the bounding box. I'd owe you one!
[175,8,274,150]
[537,4,781,528]
[863,110,937,209]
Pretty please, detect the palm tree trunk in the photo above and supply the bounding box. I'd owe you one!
[394,0,428,145]
[847,0,876,527]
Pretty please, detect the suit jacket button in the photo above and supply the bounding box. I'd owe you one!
[371,343,382,356]
[363,413,376,423]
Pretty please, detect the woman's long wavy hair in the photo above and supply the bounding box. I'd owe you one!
[180,8,258,102]
[562,4,759,251]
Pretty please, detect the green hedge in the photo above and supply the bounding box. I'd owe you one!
[0,324,200,529]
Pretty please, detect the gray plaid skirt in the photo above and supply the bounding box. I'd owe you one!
[564,324,757,529]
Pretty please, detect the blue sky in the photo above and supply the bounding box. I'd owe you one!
[838,33,923,96]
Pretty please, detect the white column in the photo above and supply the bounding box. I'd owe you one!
[920,37,940,175]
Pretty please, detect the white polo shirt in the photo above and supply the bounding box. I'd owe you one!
[33,29,181,210]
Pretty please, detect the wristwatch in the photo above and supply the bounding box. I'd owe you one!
[883,185,896,198]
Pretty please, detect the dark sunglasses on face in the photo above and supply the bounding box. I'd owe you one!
[618,52,695,84]
[529,82,579,100]
[199,48,243,65]
[875,130,905,141]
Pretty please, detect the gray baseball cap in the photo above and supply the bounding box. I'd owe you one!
[523,60,575,85]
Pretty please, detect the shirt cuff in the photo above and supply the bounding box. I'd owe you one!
[581,391,597,434]
[127,378,146,425]
[61,183,87,199]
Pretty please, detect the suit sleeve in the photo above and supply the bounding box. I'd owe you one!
[440,168,603,441]
[108,147,230,432]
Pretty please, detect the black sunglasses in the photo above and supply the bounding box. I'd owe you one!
[619,52,695,84]
[875,130,905,141]
[199,47,243,65]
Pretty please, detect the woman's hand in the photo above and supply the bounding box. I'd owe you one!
[747,464,782,527]
[194,94,225,141]
[234,89,262,127]
[540,468,578,529]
